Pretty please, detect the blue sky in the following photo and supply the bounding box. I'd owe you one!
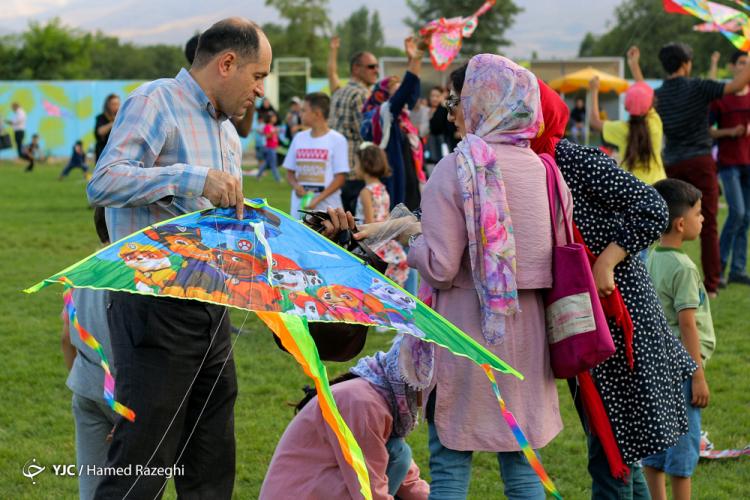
[0,0,622,59]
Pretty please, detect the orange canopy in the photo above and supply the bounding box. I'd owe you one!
[548,67,630,94]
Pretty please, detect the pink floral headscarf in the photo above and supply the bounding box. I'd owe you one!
[456,54,542,345]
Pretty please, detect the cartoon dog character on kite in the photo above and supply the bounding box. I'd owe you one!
[119,242,177,294]
[144,225,228,302]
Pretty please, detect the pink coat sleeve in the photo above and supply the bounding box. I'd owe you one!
[408,154,468,290]
[396,460,430,500]
[325,388,396,500]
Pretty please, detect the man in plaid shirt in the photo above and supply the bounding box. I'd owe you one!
[88,18,271,499]
[328,47,379,212]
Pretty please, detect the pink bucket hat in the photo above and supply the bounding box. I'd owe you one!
[624,82,654,117]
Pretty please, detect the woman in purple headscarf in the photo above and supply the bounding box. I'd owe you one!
[361,54,572,499]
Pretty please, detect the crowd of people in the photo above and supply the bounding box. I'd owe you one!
[50,14,749,500]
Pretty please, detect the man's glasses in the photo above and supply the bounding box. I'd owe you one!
[364,64,378,70]
[443,94,461,113]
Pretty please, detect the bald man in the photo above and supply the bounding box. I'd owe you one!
[89,18,272,499]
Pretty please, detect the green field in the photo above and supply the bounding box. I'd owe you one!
[1,161,748,499]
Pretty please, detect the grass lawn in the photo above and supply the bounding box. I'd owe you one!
[1,161,748,499]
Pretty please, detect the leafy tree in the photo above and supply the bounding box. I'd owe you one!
[404,0,521,54]
[578,0,739,78]
[368,11,385,50]
[333,6,402,74]
[16,18,93,80]
[265,0,332,75]
[0,18,184,80]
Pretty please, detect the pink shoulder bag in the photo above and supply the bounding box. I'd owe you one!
[539,153,615,379]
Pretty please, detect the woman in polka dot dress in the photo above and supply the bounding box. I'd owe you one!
[532,81,697,499]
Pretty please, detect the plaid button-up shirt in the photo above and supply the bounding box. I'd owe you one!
[328,79,369,173]
[87,69,242,241]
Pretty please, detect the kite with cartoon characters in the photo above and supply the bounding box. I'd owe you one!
[26,198,536,500]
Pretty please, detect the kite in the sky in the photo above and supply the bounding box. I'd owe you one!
[26,199,562,500]
[419,0,496,71]
[664,0,750,50]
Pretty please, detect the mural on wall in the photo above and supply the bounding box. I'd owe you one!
[0,80,146,159]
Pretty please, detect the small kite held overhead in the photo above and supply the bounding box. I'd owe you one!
[664,0,750,51]
[419,0,496,71]
[26,199,562,500]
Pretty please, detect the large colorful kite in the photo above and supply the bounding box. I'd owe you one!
[419,0,496,71]
[664,0,750,50]
[27,199,562,499]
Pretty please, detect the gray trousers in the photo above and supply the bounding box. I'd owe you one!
[72,393,117,500]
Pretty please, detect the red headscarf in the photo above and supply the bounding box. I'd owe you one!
[532,78,635,481]
[529,79,569,157]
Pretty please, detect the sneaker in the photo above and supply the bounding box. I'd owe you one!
[728,273,750,286]
[718,276,728,289]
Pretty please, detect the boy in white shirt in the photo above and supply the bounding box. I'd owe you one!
[284,92,349,218]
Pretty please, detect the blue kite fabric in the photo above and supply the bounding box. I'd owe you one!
[28,198,520,378]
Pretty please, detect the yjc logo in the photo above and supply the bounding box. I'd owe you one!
[22,458,45,485]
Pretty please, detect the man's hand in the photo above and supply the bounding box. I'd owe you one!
[589,76,601,92]
[691,372,710,408]
[404,36,423,61]
[320,207,357,239]
[711,51,721,66]
[202,169,244,219]
[330,36,340,51]
[294,185,307,198]
[732,124,746,137]
[627,46,640,66]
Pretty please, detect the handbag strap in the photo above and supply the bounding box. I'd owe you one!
[539,153,573,245]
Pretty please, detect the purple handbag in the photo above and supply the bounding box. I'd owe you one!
[539,153,615,379]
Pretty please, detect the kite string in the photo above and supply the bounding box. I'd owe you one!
[123,209,236,498]
[152,309,252,500]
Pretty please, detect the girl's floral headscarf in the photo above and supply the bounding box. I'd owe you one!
[456,54,542,345]
[350,334,433,438]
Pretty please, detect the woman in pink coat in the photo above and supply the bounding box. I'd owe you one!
[365,54,570,499]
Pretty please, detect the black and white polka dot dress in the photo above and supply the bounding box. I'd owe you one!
[554,139,697,463]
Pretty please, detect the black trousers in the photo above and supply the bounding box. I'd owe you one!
[95,293,237,500]
[14,129,24,158]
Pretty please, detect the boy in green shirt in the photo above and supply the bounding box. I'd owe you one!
[643,179,716,500]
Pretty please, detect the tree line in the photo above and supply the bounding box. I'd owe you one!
[0,0,522,80]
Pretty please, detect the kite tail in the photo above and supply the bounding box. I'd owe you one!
[257,312,372,500]
[62,285,136,422]
[481,364,562,499]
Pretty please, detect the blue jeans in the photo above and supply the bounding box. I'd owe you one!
[72,393,117,500]
[719,166,750,277]
[386,436,413,496]
[587,433,650,500]
[642,379,701,478]
[426,392,545,500]
[60,160,89,178]
[257,147,280,181]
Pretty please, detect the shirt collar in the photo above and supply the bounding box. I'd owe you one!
[176,68,227,121]
[348,79,369,91]
[655,245,685,254]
